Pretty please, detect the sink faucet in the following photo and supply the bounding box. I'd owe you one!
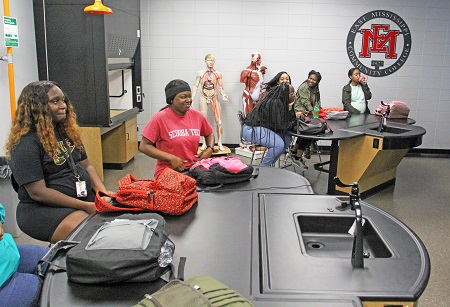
[334,177,364,268]
[377,101,391,133]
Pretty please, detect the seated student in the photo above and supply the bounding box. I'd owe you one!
[139,79,215,179]
[241,71,298,151]
[342,67,372,114]
[6,81,111,244]
[0,203,50,307]
[291,70,322,160]
[242,82,297,166]
[258,71,292,101]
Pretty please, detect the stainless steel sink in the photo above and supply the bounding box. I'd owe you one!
[370,126,411,134]
[297,215,392,258]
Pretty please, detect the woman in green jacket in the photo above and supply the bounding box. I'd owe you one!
[291,70,322,160]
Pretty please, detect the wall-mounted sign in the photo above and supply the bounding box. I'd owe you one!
[3,16,19,47]
[346,10,411,77]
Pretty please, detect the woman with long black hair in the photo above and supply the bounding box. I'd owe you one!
[242,82,297,166]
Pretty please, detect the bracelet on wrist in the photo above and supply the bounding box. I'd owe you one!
[205,146,213,151]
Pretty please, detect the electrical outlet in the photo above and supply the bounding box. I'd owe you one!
[373,138,380,149]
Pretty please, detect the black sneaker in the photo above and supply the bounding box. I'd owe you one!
[304,147,311,159]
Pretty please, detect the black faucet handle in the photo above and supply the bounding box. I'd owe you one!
[334,177,357,188]
[380,101,391,116]
[334,177,360,210]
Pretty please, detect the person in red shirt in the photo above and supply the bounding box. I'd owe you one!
[140,79,215,179]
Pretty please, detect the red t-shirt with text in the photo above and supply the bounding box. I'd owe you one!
[141,107,213,178]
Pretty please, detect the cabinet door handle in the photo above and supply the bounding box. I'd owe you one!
[126,132,130,140]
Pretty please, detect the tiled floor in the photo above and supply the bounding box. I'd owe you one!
[14,151,449,306]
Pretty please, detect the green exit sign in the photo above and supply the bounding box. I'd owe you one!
[4,16,19,47]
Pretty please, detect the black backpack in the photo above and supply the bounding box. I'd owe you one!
[296,117,327,135]
[65,212,172,284]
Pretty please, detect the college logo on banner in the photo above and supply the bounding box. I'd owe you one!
[346,10,412,77]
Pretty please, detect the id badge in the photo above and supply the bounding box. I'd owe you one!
[76,180,87,198]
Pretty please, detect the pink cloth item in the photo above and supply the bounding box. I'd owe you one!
[190,156,247,173]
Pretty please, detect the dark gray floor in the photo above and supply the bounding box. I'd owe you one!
[15,151,449,306]
[363,155,450,307]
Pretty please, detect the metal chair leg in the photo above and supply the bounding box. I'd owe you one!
[279,137,308,171]
[312,140,322,163]
[250,145,266,165]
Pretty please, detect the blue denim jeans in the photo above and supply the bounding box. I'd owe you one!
[242,124,291,166]
[0,244,49,307]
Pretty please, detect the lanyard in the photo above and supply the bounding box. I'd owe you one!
[56,130,81,181]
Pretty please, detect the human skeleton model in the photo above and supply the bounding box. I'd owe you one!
[240,52,267,116]
[192,54,228,151]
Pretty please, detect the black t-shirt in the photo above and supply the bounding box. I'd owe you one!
[10,132,94,203]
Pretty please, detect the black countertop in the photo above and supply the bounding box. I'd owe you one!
[40,167,429,306]
[291,114,425,149]
[253,194,430,303]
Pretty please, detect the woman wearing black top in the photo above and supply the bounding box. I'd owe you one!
[5,81,112,243]
[242,82,297,166]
